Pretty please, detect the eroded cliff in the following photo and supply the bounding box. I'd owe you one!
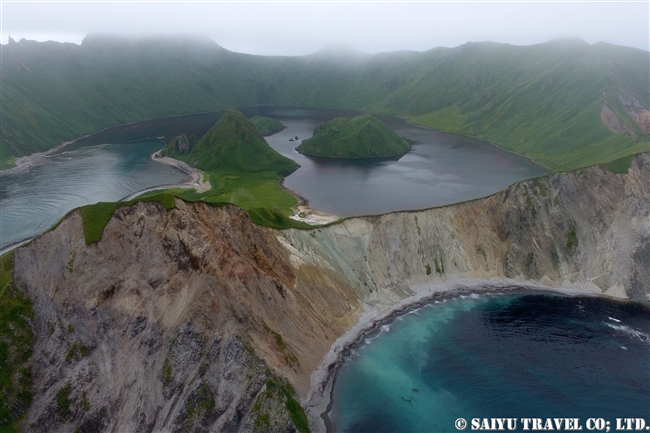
[10,153,650,432]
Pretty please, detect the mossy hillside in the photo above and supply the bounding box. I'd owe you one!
[0,252,34,430]
[600,154,635,173]
[250,116,285,136]
[297,114,409,158]
[407,40,650,171]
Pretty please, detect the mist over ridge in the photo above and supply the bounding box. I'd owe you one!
[2,34,648,172]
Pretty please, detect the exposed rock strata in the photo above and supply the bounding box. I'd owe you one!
[11,153,650,432]
[619,94,650,136]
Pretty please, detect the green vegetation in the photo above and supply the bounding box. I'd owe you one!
[0,157,16,171]
[250,116,285,136]
[161,359,173,388]
[425,264,432,275]
[264,378,311,433]
[56,383,72,418]
[2,37,647,171]
[525,252,535,269]
[186,385,215,421]
[263,322,299,368]
[78,193,177,244]
[79,202,121,245]
[297,114,409,158]
[158,110,309,229]
[65,341,90,362]
[600,154,635,173]
[160,134,197,156]
[174,109,298,174]
[566,227,579,250]
[0,252,34,429]
[81,391,89,412]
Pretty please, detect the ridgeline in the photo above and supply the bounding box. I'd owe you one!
[2,36,648,171]
[297,114,410,159]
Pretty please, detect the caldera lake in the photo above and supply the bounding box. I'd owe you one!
[0,106,547,249]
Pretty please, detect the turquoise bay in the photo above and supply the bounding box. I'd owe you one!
[329,293,650,432]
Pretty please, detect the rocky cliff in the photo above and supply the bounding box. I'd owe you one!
[10,153,649,432]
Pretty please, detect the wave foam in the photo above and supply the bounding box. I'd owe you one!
[605,322,650,344]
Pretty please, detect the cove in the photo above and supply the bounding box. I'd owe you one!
[328,292,650,432]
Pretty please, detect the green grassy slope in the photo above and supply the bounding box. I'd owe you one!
[2,36,648,171]
[409,40,650,170]
[177,109,298,174]
[161,109,307,228]
[1,36,260,156]
[297,114,409,158]
[0,252,33,430]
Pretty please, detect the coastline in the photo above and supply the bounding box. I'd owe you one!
[0,140,74,177]
[277,176,341,226]
[290,205,340,225]
[404,120,555,174]
[121,151,211,201]
[303,278,603,433]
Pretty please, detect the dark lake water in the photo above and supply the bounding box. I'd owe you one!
[330,293,650,433]
[0,106,547,249]
[261,107,547,217]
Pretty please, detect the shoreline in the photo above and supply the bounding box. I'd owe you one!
[121,151,211,201]
[0,140,74,177]
[277,176,341,226]
[303,278,605,433]
[404,120,555,174]
[290,205,340,225]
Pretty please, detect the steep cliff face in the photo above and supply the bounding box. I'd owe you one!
[10,154,649,432]
[14,202,358,432]
[282,153,649,307]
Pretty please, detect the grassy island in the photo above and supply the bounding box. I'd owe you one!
[297,114,410,159]
[250,116,285,136]
[154,109,307,228]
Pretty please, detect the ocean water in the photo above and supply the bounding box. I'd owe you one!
[330,293,650,433]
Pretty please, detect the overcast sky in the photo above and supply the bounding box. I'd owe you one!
[2,1,648,55]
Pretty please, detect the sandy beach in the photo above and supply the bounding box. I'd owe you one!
[121,151,211,200]
[0,140,74,177]
[290,205,340,225]
[303,278,602,433]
